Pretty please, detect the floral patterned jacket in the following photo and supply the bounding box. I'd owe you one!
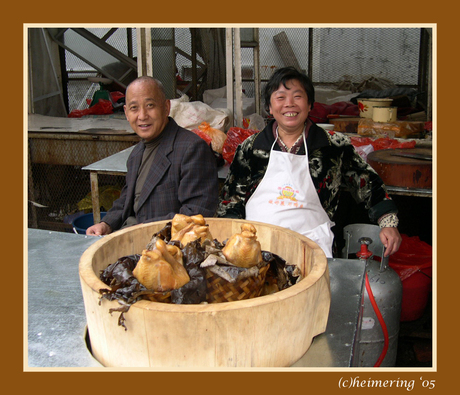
[217,119,398,223]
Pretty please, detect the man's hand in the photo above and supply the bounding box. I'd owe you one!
[86,221,112,236]
[379,227,402,257]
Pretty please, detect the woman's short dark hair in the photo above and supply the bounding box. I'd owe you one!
[263,66,315,112]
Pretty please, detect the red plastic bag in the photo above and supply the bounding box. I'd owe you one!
[222,127,258,164]
[350,136,416,151]
[110,91,125,103]
[372,138,416,151]
[191,129,212,146]
[389,234,432,281]
[191,122,227,154]
[68,99,113,118]
[309,101,359,123]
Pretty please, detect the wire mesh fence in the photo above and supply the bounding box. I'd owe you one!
[62,27,424,112]
[29,26,428,232]
[63,27,424,113]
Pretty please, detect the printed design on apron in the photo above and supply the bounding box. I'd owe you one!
[269,184,304,208]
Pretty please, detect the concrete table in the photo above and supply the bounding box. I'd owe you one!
[27,228,365,369]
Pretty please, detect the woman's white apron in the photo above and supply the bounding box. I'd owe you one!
[245,131,335,257]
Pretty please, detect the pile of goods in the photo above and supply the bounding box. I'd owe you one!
[190,121,259,165]
[99,214,302,330]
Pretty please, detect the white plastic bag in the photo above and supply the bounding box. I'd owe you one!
[244,113,266,131]
[355,144,374,162]
[170,95,230,132]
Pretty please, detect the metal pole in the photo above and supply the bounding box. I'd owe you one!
[253,28,261,116]
[136,28,153,77]
[234,28,243,128]
[191,29,197,100]
[226,28,234,126]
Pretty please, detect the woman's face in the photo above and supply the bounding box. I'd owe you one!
[269,79,311,135]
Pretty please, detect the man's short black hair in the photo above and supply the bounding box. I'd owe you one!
[263,66,315,113]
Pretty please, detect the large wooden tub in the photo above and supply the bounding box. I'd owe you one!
[79,218,330,368]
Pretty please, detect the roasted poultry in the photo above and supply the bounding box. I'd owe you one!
[171,214,206,234]
[171,214,213,246]
[133,239,190,292]
[221,223,262,268]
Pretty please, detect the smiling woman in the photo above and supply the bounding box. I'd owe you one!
[218,67,402,259]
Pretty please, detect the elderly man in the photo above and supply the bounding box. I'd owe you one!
[87,76,218,235]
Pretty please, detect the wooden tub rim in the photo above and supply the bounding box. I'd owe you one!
[79,218,329,314]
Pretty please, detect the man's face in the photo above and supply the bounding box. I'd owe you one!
[124,79,171,142]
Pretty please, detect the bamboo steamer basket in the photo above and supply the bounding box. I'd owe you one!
[79,218,330,368]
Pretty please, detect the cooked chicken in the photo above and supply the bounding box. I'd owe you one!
[133,239,190,292]
[171,214,212,246]
[172,224,212,246]
[171,214,207,235]
[222,223,263,268]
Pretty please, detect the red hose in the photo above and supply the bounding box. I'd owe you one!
[365,272,389,367]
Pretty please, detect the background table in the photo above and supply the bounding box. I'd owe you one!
[82,146,134,224]
[82,147,230,224]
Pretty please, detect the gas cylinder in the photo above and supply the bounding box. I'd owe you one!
[342,224,403,367]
